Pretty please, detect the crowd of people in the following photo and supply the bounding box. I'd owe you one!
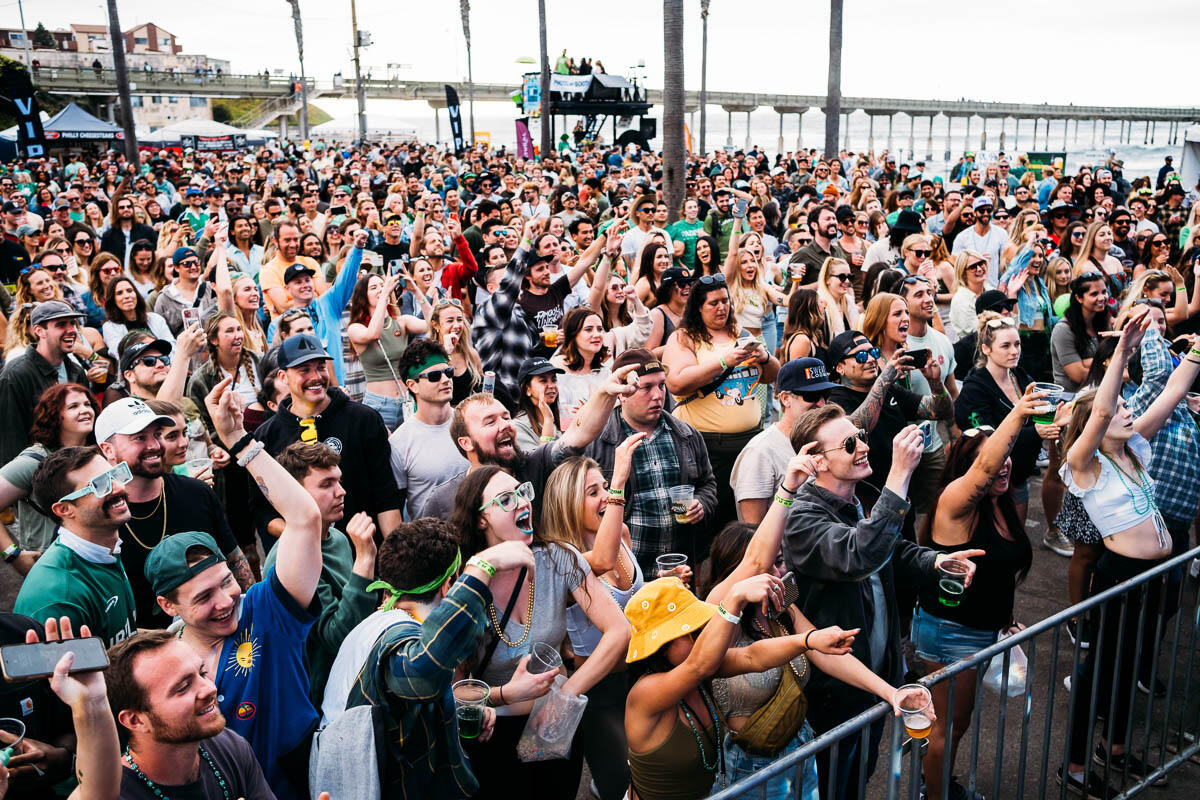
[0,135,1196,800]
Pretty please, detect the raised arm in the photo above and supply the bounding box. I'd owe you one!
[722,227,743,282]
[1132,330,1200,441]
[913,356,955,421]
[348,273,401,349]
[559,364,639,449]
[581,432,644,575]
[1065,310,1151,477]
[157,324,205,405]
[409,210,426,258]
[206,376,323,608]
[214,237,234,314]
[941,385,1041,522]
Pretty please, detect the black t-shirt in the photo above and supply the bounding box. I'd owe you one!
[372,241,408,271]
[119,729,275,800]
[121,474,239,625]
[518,275,572,332]
[827,383,922,486]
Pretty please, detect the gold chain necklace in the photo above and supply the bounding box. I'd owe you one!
[752,617,807,682]
[487,576,536,647]
[124,490,167,550]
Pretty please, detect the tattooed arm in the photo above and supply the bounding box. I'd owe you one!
[226,548,255,591]
[847,359,905,431]
[940,384,1042,520]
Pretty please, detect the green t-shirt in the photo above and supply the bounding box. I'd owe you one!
[0,444,55,552]
[180,209,210,234]
[666,219,704,268]
[14,538,137,648]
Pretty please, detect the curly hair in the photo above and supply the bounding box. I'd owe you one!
[30,383,97,450]
[557,307,609,371]
[377,517,463,603]
[397,337,450,383]
[680,277,736,345]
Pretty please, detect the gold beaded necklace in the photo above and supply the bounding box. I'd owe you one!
[487,577,536,647]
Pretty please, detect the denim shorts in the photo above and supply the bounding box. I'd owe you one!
[713,721,819,800]
[363,391,404,432]
[911,606,998,665]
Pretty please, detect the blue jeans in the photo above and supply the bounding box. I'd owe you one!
[714,721,819,800]
[911,606,998,664]
[363,391,404,432]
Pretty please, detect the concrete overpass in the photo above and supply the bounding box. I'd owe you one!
[34,66,1199,151]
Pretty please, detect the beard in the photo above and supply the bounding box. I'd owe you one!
[476,446,525,474]
[146,706,226,745]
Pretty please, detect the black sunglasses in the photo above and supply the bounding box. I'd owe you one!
[415,367,455,382]
[829,272,852,283]
[696,274,727,286]
[820,428,869,455]
[134,354,171,368]
[910,249,932,258]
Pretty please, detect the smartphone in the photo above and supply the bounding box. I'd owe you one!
[388,258,404,275]
[0,638,109,682]
[767,572,800,619]
[734,197,749,217]
[1170,337,1191,355]
[329,205,348,217]
[181,307,201,329]
[906,348,931,369]
[918,420,933,448]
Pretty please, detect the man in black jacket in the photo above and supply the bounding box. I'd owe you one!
[248,333,403,546]
[0,301,89,464]
[782,404,982,800]
[99,195,157,263]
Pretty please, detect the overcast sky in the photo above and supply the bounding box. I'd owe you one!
[7,0,1198,108]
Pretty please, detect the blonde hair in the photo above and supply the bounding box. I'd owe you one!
[1006,209,1042,245]
[974,310,1020,368]
[901,233,931,256]
[861,292,903,346]
[729,231,771,315]
[1076,221,1111,270]
[540,456,605,552]
[431,299,483,386]
[953,249,986,289]
[1046,256,1073,304]
[816,257,859,337]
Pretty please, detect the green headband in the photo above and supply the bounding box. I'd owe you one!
[366,548,462,611]
[404,354,451,381]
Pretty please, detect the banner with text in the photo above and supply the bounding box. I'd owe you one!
[445,85,465,151]
[2,70,46,157]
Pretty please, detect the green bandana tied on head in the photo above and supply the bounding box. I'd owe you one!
[366,548,462,610]
[404,353,451,381]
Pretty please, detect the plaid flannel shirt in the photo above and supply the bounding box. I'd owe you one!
[344,574,492,800]
[472,248,536,396]
[621,412,682,573]
[1126,327,1200,529]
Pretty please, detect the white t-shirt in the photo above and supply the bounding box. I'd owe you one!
[904,326,956,452]
[320,608,414,727]
[951,225,1008,284]
[620,225,672,261]
[388,414,469,519]
[730,424,794,519]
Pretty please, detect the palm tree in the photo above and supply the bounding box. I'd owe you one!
[537,0,551,158]
[823,0,843,161]
[285,0,308,140]
[105,0,138,160]
[699,0,711,156]
[663,0,685,223]
[460,0,475,145]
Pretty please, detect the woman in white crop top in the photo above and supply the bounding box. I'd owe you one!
[1056,308,1200,790]
[540,443,646,800]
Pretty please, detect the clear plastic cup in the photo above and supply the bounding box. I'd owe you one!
[897,683,933,739]
[667,485,694,524]
[452,678,490,739]
[938,559,970,608]
[1032,382,1064,424]
[186,457,213,478]
[527,642,563,675]
[655,552,688,579]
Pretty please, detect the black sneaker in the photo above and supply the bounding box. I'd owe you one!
[1137,678,1167,698]
[947,778,985,800]
[1092,745,1167,786]
[1057,767,1116,800]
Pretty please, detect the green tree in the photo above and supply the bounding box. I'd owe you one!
[0,55,64,128]
[32,23,56,49]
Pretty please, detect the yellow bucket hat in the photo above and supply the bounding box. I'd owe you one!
[624,577,717,663]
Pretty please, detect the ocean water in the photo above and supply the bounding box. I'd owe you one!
[314,98,1186,181]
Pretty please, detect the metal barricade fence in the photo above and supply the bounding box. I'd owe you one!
[708,545,1200,800]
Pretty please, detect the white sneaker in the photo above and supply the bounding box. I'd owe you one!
[1189,557,1199,579]
[1037,446,1050,468]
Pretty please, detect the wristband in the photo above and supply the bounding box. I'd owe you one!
[774,493,795,507]
[715,604,742,625]
[226,431,256,457]
[777,483,797,496]
[803,629,813,650]
[540,435,556,443]
[608,488,625,498]
[1189,347,1200,360]
[720,355,729,370]
[236,441,265,468]
[3,544,21,564]
[467,555,496,577]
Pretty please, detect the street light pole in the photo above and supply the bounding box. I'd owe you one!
[460,0,475,145]
[537,0,551,159]
[699,0,710,156]
[105,0,139,162]
[823,0,843,161]
[14,0,32,71]
[350,0,367,143]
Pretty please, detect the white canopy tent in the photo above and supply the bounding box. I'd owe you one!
[140,119,273,146]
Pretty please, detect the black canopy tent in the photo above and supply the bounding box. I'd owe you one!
[40,102,123,144]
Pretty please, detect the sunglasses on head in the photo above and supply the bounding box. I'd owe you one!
[1132,297,1165,309]
[697,274,727,286]
[985,316,1017,328]
[820,428,869,455]
[962,425,996,438]
[59,461,132,503]
[480,480,535,513]
[845,346,881,364]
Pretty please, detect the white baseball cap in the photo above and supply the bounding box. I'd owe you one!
[95,397,176,443]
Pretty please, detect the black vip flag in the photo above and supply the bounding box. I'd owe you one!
[445,84,464,151]
[2,69,46,157]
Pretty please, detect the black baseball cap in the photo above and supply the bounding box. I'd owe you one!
[660,267,696,288]
[277,333,329,369]
[517,356,564,385]
[975,289,1015,314]
[777,357,840,394]
[283,263,316,283]
[120,338,172,376]
[825,330,872,372]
